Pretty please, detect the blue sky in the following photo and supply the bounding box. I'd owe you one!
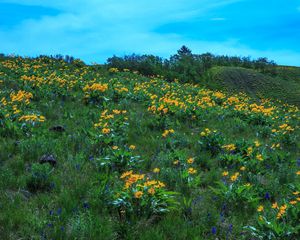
[0,0,300,66]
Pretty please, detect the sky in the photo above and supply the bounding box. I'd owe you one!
[0,0,300,66]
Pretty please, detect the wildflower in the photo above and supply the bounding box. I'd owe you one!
[102,128,110,134]
[148,187,155,195]
[211,226,217,235]
[200,131,206,136]
[292,191,299,195]
[230,172,239,182]
[155,181,165,188]
[296,171,300,175]
[83,83,108,92]
[254,140,260,147]
[129,145,136,150]
[187,158,194,164]
[247,147,253,156]
[256,154,263,161]
[113,110,121,114]
[162,130,169,138]
[120,170,133,179]
[222,171,229,177]
[112,146,118,150]
[289,200,297,205]
[134,191,143,198]
[109,67,119,73]
[257,205,264,212]
[153,168,160,173]
[188,168,197,174]
[277,204,287,219]
[272,202,278,209]
[240,166,246,171]
[222,144,236,151]
[83,202,90,209]
[173,160,179,165]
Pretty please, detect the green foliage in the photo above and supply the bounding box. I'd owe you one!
[0,55,299,239]
[26,163,54,192]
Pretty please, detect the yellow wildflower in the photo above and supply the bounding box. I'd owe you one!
[257,205,264,212]
[134,191,143,198]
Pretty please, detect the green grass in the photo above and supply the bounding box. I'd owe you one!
[202,66,300,105]
[0,56,299,239]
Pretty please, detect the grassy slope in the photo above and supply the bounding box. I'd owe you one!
[0,57,299,239]
[202,66,300,105]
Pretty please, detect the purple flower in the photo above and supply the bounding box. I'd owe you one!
[212,226,217,235]
[83,202,90,209]
[265,192,270,200]
[57,208,62,215]
[47,223,53,228]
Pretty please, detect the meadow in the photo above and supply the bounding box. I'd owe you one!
[0,56,299,239]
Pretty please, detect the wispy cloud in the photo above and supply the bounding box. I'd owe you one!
[210,18,226,21]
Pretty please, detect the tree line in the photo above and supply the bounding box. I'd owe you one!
[106,46,277,83]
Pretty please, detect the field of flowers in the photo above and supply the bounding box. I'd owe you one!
[0,56,299,239]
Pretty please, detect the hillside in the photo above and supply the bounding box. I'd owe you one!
[202,66,300,105]
[0,56,299,239]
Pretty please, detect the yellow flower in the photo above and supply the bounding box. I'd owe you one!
[271,202,278,209]
[257,205,264,212]
[162,130,169,138]
[188,168,197,174]
[134,191,143,198]
[129,145,136,150]
[230,172,239,182]
[296,171,300,175]
[222,171,229,177]
[109,67,119,73]
[200,131,206,136]
[254,140,260,147]
[148,187,155,195]
[289,200,297,205]
[222,144,236,151]
[187,158,194,164]
[111,110,120,115]
[120,170,133,179]
[153,168,160,173]
[256,154,263,161]
[112,146,118,150]
[102,128,110,134]
[173,160,179,165]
